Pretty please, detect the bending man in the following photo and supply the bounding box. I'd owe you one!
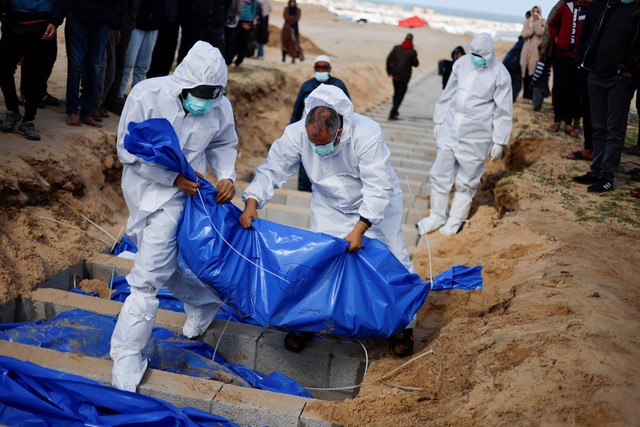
[111,41,238,392]
[417,33,512,236]
[239,84,416,357]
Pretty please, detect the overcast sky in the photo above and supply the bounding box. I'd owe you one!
[404,0,559,19]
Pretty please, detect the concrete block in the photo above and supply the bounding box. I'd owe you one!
[328,342,367,395]
[86,253,133,282]
[300,404,342,427]
[38,261,84,291]
[212,383,307,427]
[201,319,263,370]
[0,299,16,322]
[255,329,334,393]
[139,368,221,412]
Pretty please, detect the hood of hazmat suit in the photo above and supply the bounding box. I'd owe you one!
[116,41,238,244]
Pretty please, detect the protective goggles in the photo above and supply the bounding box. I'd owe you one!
[187,85,224,100]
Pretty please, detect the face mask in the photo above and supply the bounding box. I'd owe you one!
[314,72,330,82]
[312,129,340,157]
[183,94,215,115]
[620,0,634,4]
[470,54,486,69]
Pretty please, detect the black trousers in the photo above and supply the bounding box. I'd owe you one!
[147,21,180,78]
[552,54,580,125]
[0,27,56,121]
[390,79,408,118]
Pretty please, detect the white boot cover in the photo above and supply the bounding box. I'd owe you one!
[416,191,449,235]
[439,192,473,236]
[110,288,159,392]
[183,302,222,338]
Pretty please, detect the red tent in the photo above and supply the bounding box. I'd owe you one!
[398,16,427,28]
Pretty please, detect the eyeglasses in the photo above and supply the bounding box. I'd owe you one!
[314,64,331,71]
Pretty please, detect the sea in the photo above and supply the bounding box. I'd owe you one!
[296,0,524,41]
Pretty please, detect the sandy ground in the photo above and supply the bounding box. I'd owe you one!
[1,2,640,426]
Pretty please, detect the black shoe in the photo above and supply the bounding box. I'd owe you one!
[388,115,400,121]
[17,120,41,141]
[38,92,60,108]
[587,180,614,193]
[0,111,22,132]
[573,171,600,185]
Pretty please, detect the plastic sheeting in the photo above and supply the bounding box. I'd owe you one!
[431,265,483,291]
[0,355,240,427]
[124,118,431,340]
[0,310,312,397]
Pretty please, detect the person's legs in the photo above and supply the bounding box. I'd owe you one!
[417,145,456,234]
[111,200,183,392]
[131,30,158,88]
[0,29,24,131]
[234,22,252,67]
[147,20,180,78]
[79,26,109,125]
[577,68,593,152]
[390,79,408,119]
[586,72,608,180]
[202,27,225,58]
[119,28,144,98]
[104,14,134,113]
[532,87,543,111]
[65,18,89,124]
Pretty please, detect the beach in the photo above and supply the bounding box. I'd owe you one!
[1,2,639,426]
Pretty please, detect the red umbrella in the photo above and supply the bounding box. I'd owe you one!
[398,15,427,28]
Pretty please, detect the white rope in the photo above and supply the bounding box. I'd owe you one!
[379,348,442,392]
[195,187,291,284]
[60,200,117,242]
[405,176,433,285]
[302,341,370,391]
[212,316,232,362]
[108,266,115,300]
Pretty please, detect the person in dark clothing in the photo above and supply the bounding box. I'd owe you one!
[64,0,126,127]
[253,0,271,59]
[0,0,68,140]
[386,33,419,120]
[503,36,525,101]
[548,0,591,138]
[225,0,257,67]
[530,49,552,111]
[290,55,350,192]
[573,0,640,193]
[146,0,179,78]
[438,45,465,89]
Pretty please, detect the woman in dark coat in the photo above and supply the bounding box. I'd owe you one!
[281,0,303,63]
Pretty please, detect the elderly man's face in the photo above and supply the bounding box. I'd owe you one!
[314,61,331,72]
[306,125,341,147]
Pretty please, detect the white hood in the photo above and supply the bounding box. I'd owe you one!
[469,33,495,64]
[303,84,354,133]
[171,41,227,89]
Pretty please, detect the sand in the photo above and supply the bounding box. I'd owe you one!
[1,2,639,425]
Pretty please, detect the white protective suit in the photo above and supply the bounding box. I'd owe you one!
[111,41,238,392]
[242,84,413,272]
[417,33,512,236]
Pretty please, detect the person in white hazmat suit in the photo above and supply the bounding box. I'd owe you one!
[417,33,512,236]
[238,84,416,358]
[111,41,238,392]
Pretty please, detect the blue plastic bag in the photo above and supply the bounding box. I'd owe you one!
[124,118,431,339]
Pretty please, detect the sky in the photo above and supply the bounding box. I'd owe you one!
[399,0,559,19]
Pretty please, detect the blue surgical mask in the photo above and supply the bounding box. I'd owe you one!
[312,129,340,157]
[183,94,215,115]
[314,72,330,82]
[620,0,634,4]
[470,54,486,69]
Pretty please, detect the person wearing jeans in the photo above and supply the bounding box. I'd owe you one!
[64,0,125,127]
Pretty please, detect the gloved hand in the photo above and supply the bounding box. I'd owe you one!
[489,143,503,161]
[433,124,441,141]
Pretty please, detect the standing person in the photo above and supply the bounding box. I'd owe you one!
[254,0,271,60]
[417,34,513,236]
[502,36,524,101]
[438,46,465,90]
[225,0,257,68]
[547,0,591,136]
[386,33,419,120]
[0,0,67,140]
[110,41,238,392]
[281,0,303,64]
[520,5,545,100]
[64,0,126,127]
[530,49,552,111]
[572,0,640,193]
[117,0,163,100]
[239,85,416,357]
[289,55,350,192]
[146,0,179,78]
[539,0,567,58]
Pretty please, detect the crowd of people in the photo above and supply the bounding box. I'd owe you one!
[0,0,309,140]
[503,1,640,199]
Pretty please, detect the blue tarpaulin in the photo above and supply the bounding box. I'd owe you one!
[431,265,483,291]
[0,355,240,427]
[0,310,312,398]
[124,118,432,340]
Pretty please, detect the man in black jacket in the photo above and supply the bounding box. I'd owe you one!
[573,0,640,192]
[0,0,69,140]
[386,33,419,120]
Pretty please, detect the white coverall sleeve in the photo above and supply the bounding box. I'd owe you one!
[491,71,514,146]
[116,92,179,187]
[205,102,239,182]
[433,62,459,125]
[242,127,302,209]
[356,131,395,225]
